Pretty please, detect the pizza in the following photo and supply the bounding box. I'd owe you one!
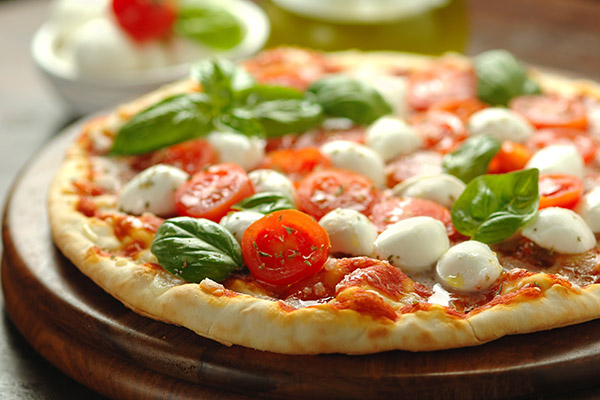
[48,47,600,354]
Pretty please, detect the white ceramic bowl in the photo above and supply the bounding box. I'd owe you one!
[31,0,270,116]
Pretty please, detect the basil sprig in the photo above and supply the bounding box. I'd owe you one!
[175,0,244,50]
[475,49,542,106]
[442,135,501,183]
[232,192,295,215]
[451,169,540,244]
[307,75,393,125]
[151,217,243,283]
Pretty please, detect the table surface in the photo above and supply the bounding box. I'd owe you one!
[1,0,599,398]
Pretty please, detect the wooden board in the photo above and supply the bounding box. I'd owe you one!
[4,121,600,400]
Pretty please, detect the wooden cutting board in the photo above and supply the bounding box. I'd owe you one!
[3,121,600,400]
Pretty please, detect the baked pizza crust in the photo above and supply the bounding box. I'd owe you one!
[48,50,600,354]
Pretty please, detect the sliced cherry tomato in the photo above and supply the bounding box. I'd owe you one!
[175,163,254,221]
[112,0,176,43]
[296,169,380,220]
[488,141,532,174]
[509,95,588,130]
[527,127,598,165]
[241,210,330,286]
[538,174,584,210]
[407,64,476,111]
[259,147,331,181]
[369,195,454,235]
[432,98,488,122]
[385,151,443,188]
[410,110,467,154]
[162,139,217,174]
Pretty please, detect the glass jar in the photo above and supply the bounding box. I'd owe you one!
[261,0,468,55]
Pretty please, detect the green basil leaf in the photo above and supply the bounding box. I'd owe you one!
[110,93,213,155]
[451,169,540,244]
[307,75,392,124]
[475,49,542,106]
[175,0,244,50]
[191,58,255,110]
[214,108,265,137]
[151,217,243,283]
[245,98,324,137]
[232,192,295,214]
[236,85,304,105]
[442,135,501,183]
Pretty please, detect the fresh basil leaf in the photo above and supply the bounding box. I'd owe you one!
[442,135,501,183]
[232,192,295,214]
[214,108,265,137]
[475,49,542,106]
[191,58,255,110]
[451,169,540,244]
[236,85,304,105]
[308,75,392,125]
[175,0,244,50]
[246,99,324,137]
[110,93,213,155]
[151,217,243,283]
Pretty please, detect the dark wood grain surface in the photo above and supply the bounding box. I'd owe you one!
[1,0,599,398]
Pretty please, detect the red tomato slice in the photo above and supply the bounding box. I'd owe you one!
[410,110,467,154]
[385,151,443,188]
[432,98,488,122]
[407,64,476,111]
[527,127,598,165]
[538,174,584,210]
[162,139,217,174]
[509,95,588,130]
[259,147,331,181]
[112,0,176,42]
[369,196,454,235]
[175,163,254,221]
[241,210,330,286]
[296,169,381,220]
[488,141,532,174]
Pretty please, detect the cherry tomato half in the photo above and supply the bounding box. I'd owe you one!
[175,163,254,221]
[410,110,467,154]
[527,127,598,165]
[369,195,455,235]
[385,151,444,188]
[432,98,488,122]
[407,64,476,111]
[488,141,532,174]
[510,95,588,130]
[162,139,217,174]
[538,174,584,210]
[296,169,381,220]
[242,210,330,286]
[259,147,331,181]
[112,0,176,43]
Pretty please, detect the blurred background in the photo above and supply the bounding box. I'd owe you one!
[0,0,599,398]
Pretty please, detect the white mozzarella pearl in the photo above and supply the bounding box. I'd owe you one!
[320,140,386,187]
[436,240,502,293]
[525,144,585,180]
[248,169,296,202]
[360,74,408,116]
[207,131,265,171]
[522,207,596,254]
[319,208,378,256]
[219,211,264,243]
[118,165,188,217]
[467,107,534,143]
[391,173,466,209]
[577,186,600,233]
[373,216,450,274]
[365,116,422,162]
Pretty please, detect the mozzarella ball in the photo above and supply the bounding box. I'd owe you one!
[359,74,408,116]
[521,207,596,254]
[391,173,466,209]
[373,216,450,274]
[525,144,585,179]
[577,186,600,233]
[320,140,385,187]
[319,208,378,256]
[467,107,534,143]
[248,169,296,202]
[365,116,422,162]
[207,131,265,171]
[118,165,188,217]
[220,211,264,243]
[436,240,502,293]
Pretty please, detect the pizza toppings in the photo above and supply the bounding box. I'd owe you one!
[248,169,296,202]
[320,140,386,187]
[577,187,600,233]
[318,208,378,257]
[364,116,422,162]
[521,207,596,254]
[373,216,450,274]
[206,131,265,170]
[467,107,534,143]
[392,173,466,209]
[117,164,188,217]
[538,174,584,209]
[525,144,585,179]
[436,240,502,293]
[219,211,264,243]
[241,209,330,286]
[510,95,588,130]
